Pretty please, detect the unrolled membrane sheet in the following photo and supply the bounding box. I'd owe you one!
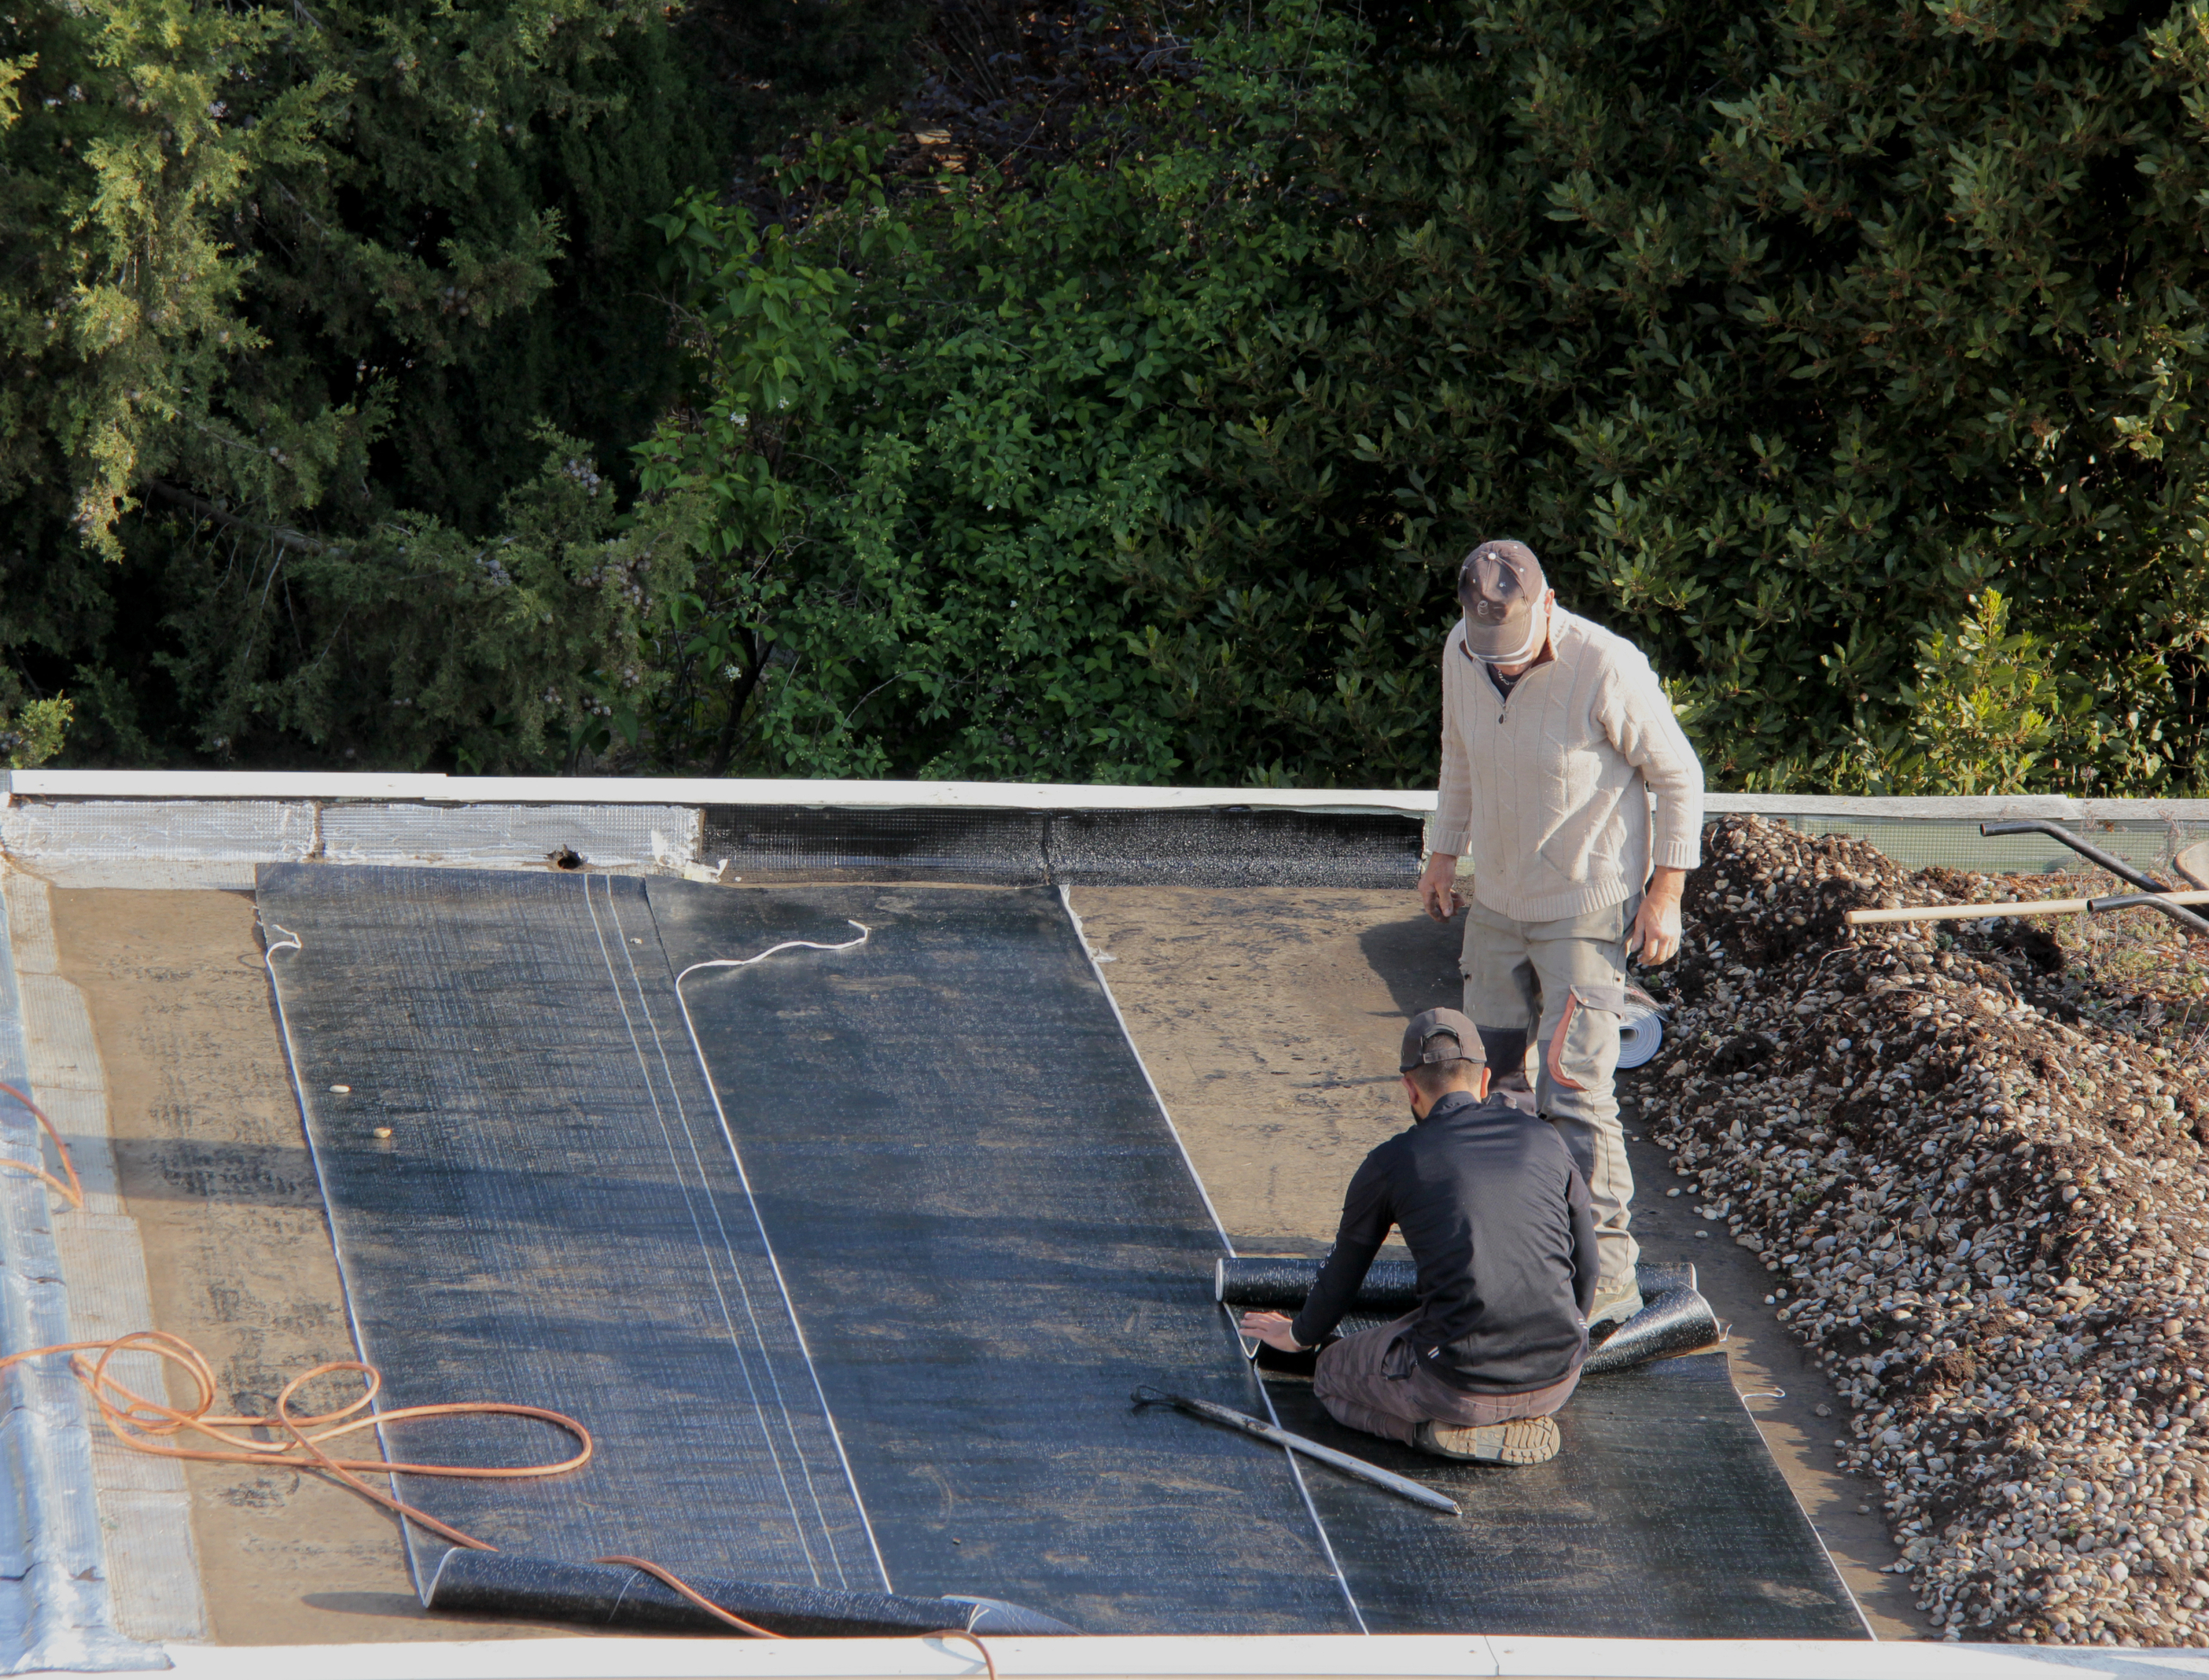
[255,865,1352,1633]
[641,880,1354,1632]
[648,881,1864,1639]
[254,865,883,1595]
[1258,1352,1866,1638]
[259,866,1865,1639]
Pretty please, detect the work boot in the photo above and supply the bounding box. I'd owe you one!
[1415,1415,1560,1466]
[1588,1275,1643,1331]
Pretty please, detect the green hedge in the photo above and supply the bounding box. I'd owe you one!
[9,0,2207,790]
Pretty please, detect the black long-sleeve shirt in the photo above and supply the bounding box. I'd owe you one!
[1290,1090,1598,1395]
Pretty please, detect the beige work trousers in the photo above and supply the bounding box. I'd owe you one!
[1460,894,1639,1292]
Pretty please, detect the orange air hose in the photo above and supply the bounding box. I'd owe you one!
[0,1082,1005,1670]
[0,1081,86,1209]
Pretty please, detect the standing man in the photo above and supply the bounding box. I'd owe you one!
[1239,1009,1595,1465]
[1415,539,1702,1330]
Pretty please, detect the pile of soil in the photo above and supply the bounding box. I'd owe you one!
[1639,816,2209,1645]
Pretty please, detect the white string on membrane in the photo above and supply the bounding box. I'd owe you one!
[674,922,872,987]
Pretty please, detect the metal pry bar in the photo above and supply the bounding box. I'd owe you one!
[1979,821,2209,936]
[1130,1385,1460,1514]
[2088,888,2209,919]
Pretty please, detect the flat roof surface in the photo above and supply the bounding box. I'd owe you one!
[4,867,1918,1649]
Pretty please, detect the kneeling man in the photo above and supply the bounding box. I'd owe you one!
[1240,1008,1595,1465]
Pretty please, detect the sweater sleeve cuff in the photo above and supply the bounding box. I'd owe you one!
[1652,833,1702,871]
[1429,827,1472,857]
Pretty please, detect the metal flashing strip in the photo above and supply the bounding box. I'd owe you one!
[699,807,1423,889]
[9,772,1431,818]
[0,867,164,1674]
[9,771,2209,825]
[3,873,211,1646]
[319,802,698,872]
[5,776,2208,892]
[142,1630,2209,1678]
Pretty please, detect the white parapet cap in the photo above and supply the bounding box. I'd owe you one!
[134,1632,2209,1680]
[1709,792,2209,822]
[1,770,1429,817]
[5,771,2207,826]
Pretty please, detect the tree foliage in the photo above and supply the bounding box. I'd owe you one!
[2,0,714,767]
[1123,0,2209,791]
[9,0,2209,791]
[632,0,2209,791]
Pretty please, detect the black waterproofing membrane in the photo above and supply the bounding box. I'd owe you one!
[257,865,1865,1639]
[699,806,1422,889]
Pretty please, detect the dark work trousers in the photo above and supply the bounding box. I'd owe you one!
[1311,1312,1581,1446]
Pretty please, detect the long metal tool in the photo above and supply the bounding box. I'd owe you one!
[2089,888,2209,916]
[1130,1385,1460,1514]
[1980,820,2209,935]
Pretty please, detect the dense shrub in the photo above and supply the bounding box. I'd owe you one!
[10,0,2208,790]
[1,0,715,767]
[641,0,2209,790]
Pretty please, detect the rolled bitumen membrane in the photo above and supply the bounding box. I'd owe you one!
[1224,1255,1722,1381]
[697,805,1423,888]
[1580,1286,1726,1375]
[428,1552,1075,1637]
[256,865,1861,1639]
[1218,1255,1699,1322]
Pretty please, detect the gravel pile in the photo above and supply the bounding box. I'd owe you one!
[1639,815,2209,1645]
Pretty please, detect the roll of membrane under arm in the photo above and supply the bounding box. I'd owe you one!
[427,1551,1077,1637]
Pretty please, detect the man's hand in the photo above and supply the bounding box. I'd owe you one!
[1238,1310,1306,1353]
[1628,866,1686,966]
[1419,853,1465,922]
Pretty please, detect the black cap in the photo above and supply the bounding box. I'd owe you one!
[1400,1007,1485,1073]
[1457,539,1548,663]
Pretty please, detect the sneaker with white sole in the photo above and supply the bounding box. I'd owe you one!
[1589,1276,1644,1330]
[1414,1415,1561,1465]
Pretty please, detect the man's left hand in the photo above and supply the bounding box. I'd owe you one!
[1628,867,1686,966]
[1238,1310,1305,1353]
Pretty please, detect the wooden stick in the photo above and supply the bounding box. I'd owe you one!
[1847,897,2089,926]
[1847,887,2209,927]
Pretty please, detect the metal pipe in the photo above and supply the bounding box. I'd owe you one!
[1130,1386,1460,1514]
[1979,821,2209,934]
[2086,890,2209,935]
[2088,888,2209,915]
[1978,819,2173,892]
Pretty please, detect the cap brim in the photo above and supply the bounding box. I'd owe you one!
[1460,613,1534,659]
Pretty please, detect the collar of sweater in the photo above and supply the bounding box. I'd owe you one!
[1451,606,1597,673]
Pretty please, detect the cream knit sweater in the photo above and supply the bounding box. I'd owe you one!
[1432,607,1703,922]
